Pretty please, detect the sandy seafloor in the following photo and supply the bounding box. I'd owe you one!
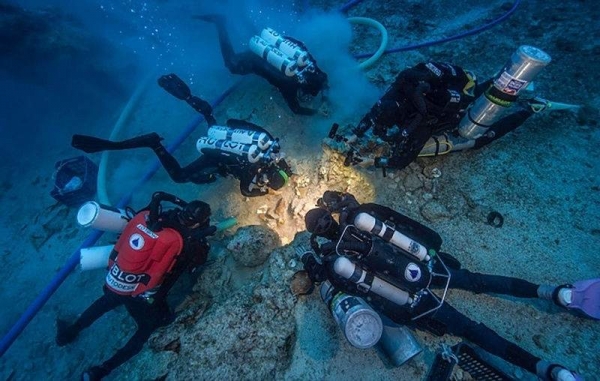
[0,0,599,380]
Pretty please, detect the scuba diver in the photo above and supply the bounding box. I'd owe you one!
[56,191,214,381]
[297,191,598,381]
[72,74,293,198]
[195,14,329,116]
[328,46,577,171]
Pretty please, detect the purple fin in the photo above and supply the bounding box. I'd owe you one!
[569,278,600,320]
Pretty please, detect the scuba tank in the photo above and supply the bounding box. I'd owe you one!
[333,256,414,306]
[207,125,275,150]
[353,212,430,262]
[77,201,130,233]
[260,27,310,67]
[375,314,423,368]
[248,36,299,77]
[80,245,114,271]
[458,45,552,140]
[196,137,264,164]
[320,280,383,349]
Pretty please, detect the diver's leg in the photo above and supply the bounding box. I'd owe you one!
[447,268,540,298]
[147,143,192,183]
[178,155,221,184]
[88,298,173,378]
[150,145,220,184]
[425,303,575,378]
[56,290,122,346]
[195,14,254,75]
[71,133,163,154]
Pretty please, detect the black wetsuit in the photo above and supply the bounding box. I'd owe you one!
[353,62,534,169]
[57,195,210,379]
[149,118,291,198]
[72,116,291,197]
[204,15,327,115]
[303,193,549,377]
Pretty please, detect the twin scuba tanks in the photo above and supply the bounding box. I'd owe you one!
[76,201,131,270]
[196,125,278,164]
[331,210,451,319]
[458,45,552,140]
[249,28,311,77]
[76,200,237,271]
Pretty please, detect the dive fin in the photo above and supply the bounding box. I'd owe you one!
[568,278,600,320]
[71,135,116,153]
[72,133,162,153]
[158,73,191,101]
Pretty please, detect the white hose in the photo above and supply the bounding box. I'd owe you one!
[347,17,389,70]
[97,73,156,205]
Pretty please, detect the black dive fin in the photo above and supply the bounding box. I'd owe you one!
[158,73,191,101]
[71,134,116,153]
[72,133,162,153]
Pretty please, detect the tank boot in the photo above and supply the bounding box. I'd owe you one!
[55,319,79,347]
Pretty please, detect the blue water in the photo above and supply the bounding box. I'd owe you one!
[1,0,598,380]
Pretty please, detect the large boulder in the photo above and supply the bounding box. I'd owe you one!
[227,225,281,267]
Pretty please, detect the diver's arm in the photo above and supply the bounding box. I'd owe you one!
[238,170,269,197]
[281,86,316,115]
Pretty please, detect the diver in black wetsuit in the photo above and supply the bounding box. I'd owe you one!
[298,191,594,381]
[72,74,292,197]
[332,61,556,170]
[195,14,329,116]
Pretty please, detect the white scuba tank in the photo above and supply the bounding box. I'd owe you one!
[196,137,263,163]
[207,125,274,150]
[80,244,114,271]
[333,256,413,306]
[260,27,310,67]
[77,201,129,233]
[353,213,430,262]
[248,36,299,77]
